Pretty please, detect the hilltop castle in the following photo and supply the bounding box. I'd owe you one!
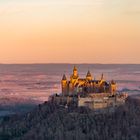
[61,66,116,96]
[50,66,128,111]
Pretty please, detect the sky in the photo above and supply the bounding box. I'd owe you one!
[0,0,140,64]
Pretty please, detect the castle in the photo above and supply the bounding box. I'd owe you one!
[50,66,128,111]
[61,66,117,96]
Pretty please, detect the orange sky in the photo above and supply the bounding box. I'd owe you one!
[0,0,140,64]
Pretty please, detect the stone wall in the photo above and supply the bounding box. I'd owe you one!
[78,94,126,110]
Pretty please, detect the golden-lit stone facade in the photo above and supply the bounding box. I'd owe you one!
[61,66,117,96]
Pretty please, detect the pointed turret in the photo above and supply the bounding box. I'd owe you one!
[72,66,78,78]
[61,74,68,96]
[109,79,117,94]
[62,74,67,80]
[111,80,116,85]
[87,70,91,77]
[86,70,92,81]
[101,73,105,81]
[73,66,77,71]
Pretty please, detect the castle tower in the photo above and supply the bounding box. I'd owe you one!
[69,66,79,94]
[61,74,68,96]
[70,66,79,84]
[109,80,117,94]
[73,66,78,78]
[86,70,93,81]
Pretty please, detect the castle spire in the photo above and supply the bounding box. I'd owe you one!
[73,66,78,78]
[101,73,105,81]
[101,73,104,80]
[73,66,77,71]
[86,70,91,77]
[62,74,67,80]
[111,79,116,84]
[61,74,68,96]
[86,70,92,80]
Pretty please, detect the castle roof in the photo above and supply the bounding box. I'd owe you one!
[62,74,67,80]
[86,70,92,77]
[78,78,86,81]
[73,66,77,71]
[111,80,116,84]
[101,73,104,80]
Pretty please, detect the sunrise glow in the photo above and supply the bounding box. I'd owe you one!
[0,0,140,63]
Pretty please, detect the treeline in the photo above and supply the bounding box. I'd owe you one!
[0,97,140,140]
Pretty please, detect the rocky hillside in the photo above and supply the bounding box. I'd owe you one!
[0,97,140,140]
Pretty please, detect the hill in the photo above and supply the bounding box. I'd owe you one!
[0,97,140,140]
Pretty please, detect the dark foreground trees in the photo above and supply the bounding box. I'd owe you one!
[0,97,140,140]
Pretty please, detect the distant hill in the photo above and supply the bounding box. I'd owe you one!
[0,97,140,140]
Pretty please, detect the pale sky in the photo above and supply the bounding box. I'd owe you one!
[0,0,140,64]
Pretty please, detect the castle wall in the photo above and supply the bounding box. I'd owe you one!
[78,97,93,107]
[78,95,126,110]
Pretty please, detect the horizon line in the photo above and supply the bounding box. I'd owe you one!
[0,63,139,65]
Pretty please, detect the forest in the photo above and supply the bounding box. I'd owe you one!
[0,96,140,140]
